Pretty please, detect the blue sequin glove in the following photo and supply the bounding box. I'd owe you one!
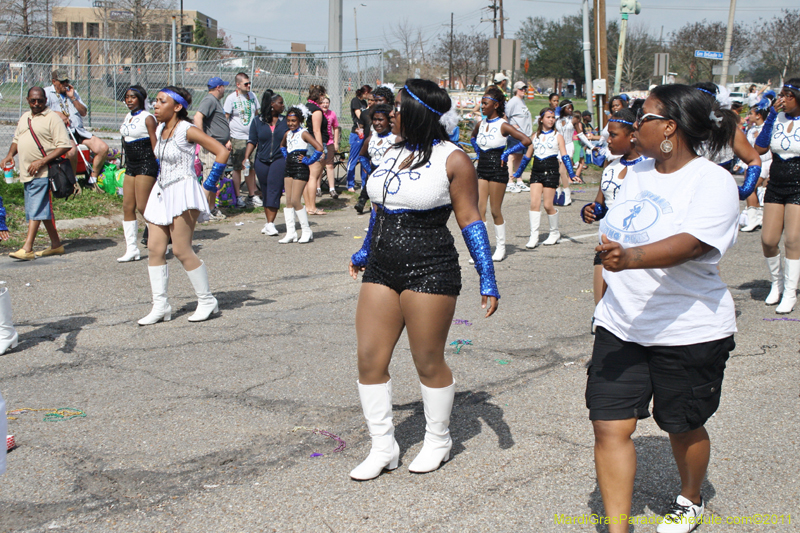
[470,137,482,155]
[755,108,778,148]
[513,155,532,179]
[561,155,576,180]
[501,142,525,162]
[202,162,226,192]
[739,165,761,200]
[302,150,323,166]
[358,155,372,175]
[581,202,607,223]
[462,221,500,299]
[0,196,7,232]
[280,147,288,159]
[351,209,376,268]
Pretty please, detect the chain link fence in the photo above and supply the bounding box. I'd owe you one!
[0,33,383,150]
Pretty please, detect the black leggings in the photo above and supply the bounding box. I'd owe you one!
[255,158,286,209]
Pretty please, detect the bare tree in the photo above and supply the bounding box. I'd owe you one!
[755,9,800,84]
[607,22,661,91]
[668,19,751,83]
[0,0,57,36]
[435,29,489,89]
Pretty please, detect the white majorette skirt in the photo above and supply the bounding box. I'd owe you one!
[143,175,210,226]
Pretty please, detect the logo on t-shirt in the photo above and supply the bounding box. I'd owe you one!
[601,191,673,245]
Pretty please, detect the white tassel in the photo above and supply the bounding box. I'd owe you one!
[709,110,723,126]
[295,103,311,119]
[439,107,460,135]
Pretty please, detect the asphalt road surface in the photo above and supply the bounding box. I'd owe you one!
[0,180,797,532]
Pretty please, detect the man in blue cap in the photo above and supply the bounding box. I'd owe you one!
[194,76,231,220]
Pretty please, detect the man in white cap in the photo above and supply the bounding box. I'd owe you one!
[506,80,533,192]
[493,73,509,96]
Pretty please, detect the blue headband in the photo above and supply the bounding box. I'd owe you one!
[128,87,147,102]
[403,85,443,116]
[609,118,633,125]
[160,88,189,110]
[696,87,716,96]
[483,95,499,103]
[784,84,800,91]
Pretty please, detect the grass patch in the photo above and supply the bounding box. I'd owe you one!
[0,180,123,250]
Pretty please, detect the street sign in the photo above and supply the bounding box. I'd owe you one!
[694,50,724,60]
[653,53,669,77]
[9,63,24,69]
[712,65,740,76]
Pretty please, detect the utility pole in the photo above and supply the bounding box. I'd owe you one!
[328,0,343,118]
[499,0,504,39]
[354,7,361,86]
[719,0,737,86]
[582,0,592,101]
[596,0,608,130]
[449,13,454,90]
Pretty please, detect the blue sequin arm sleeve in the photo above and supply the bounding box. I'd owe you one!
[461,221,500,299]
[202,162,226,192]
[755,108,777,148]
[0,196,7,232]
[358,155,372,175]
[302,150,323,165]
[501,142,525,162]
[351,209,376,268]
[561,155,576,179]
[470,137,482,155]
[513,155,531,179]
[739,165,761,200]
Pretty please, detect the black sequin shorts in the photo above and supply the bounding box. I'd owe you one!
[477,149,509,184]
[363,205,462,296]
[285,152,310,182]
[530,156,560,189]
[123,139,158,177]
[764,155,800,205]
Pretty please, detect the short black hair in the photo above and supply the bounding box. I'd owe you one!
[370,103,392,121]
[582,110,592,117]
[373,86,394,103]
[28,86,46,98]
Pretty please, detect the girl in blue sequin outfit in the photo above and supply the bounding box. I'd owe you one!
[347,79,499,481]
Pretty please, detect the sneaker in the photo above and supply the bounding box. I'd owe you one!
[506,181,518,193]
[516,181,530,192]
[209,208,226,221]
[246,195,263,208]
[316,188,322,198]
[656,495,704,533]
[261,222,279,236]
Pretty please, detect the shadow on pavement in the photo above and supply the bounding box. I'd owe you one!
[734,279,770,302]
[586,435,716,532]
[15,315,97,354]
[175,289,275,319]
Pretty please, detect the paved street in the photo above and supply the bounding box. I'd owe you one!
[0,181,798,532]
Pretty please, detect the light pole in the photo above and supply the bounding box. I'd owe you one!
[613,0,641,95]
[719,0,737,86]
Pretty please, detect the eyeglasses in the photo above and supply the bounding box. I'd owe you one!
[28,98,46,104]
[394,104,402,113]
[636,108,668,127]
[242,82,251,87]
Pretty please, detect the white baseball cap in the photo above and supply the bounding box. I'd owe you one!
[493,73,509,84]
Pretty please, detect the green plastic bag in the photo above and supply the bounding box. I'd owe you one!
[98,163,118,194]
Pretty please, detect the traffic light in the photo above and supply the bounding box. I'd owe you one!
[620,0,641,15]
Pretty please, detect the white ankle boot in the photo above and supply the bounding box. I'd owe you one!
[117,220,141,262]
[776,258,800,314]
[186,261,219,322]
[296,207,314,243]
[563,188,572,206]
[740,207,762,232]
[542,210,560,245]
[492,223,506,261]
[350,380,400,481]
[0,288,19,355]
[408,381,455,473]
[139,265,171,325]
[278,208,297,243]
[765,255,783,306]
[526,211,541,249]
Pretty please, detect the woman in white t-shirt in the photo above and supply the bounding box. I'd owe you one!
[587,84,740,533]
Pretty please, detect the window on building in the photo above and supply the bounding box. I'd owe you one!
[55,22,68,37]
[87,23,100,38]
[181,25,193,43]
[71,22,84,37]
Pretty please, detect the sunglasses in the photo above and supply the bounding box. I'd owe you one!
[636,108,668,127]
[29,98,46,103]
[242,82,251,87]
[394,104,402,113]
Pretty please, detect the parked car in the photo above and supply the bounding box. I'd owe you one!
[729,92,746,106]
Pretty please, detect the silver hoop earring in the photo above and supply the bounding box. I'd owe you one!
[660,135,673,153]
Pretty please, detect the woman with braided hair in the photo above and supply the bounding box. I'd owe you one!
[753,79,800,314]
[469,85,531,261]
[348,79,498,481]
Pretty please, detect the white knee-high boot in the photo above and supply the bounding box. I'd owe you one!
[0,287,19,355]
[138,265,171,325]
[408,381,455,473]
[563,187,572,206]
[527,211,541,249]
[350,380,400,481]
[185,260,219,322]
[765,255,783,306]
[542,210,560,245]
[296,207,314,243]
[117,220,141,262]
[278,208,297,243]
[492,223,506,262]
[776,258,800,314]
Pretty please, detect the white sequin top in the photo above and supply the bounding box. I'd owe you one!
[367,142,460,211]
[120,110,154,143]
[770,113,800,160]
[368,131,397,164]
[476,118,508,150]
[532,130,561,158]
[287,128,309,154]
[600,159,626,210]
[154,121,196,188]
